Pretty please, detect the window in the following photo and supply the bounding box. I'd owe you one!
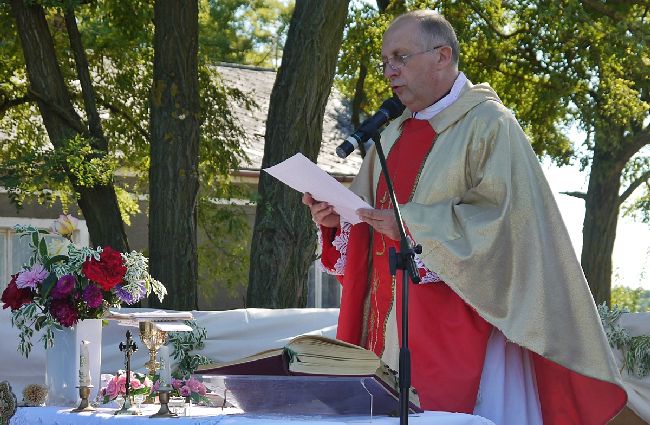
[306,261,341,308]
[0,217,89,291]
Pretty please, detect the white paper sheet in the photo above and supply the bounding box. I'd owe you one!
[263,153,371,224]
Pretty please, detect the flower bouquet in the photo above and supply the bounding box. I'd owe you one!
[1,215,167,357]
[101,371,152,405]
[152,377,208,405]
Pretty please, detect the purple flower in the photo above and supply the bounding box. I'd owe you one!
[82,283,103,308]
[16,265,49,289]
[114,283,146,305]
[50,275,76,299]
[152,380,160,393]
[50,299,79,327]
[171,378,183,390]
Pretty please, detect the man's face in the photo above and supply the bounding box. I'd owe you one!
[381,19,440,112]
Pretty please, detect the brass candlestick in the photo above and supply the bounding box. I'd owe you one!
[139,322,168,376]
[72,385,95,412]
[150,387,177,418]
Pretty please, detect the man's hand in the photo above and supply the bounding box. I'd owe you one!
[357,208,399,241]
[302,192,340,228]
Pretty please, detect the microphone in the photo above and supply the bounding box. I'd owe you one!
[336,96,405,158]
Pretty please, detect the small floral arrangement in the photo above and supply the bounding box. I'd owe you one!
[1,215,167,357]
[101,370,152,403]
[152,377,208,404]
[22,384,48,407]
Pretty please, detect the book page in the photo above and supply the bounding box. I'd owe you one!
[196,347,284,372]
[263,153,371,224]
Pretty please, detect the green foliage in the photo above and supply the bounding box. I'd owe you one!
[598,303,650,379]
[199,0,293,67]
[1,0,274,304]
[168,320,212,378]
[197,198,252,301]
[611,285,647,313]
[1,1,254,213]
[336,2,393,116]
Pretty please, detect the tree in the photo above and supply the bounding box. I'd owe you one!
[6,0,128,251]
[337,1,404,128]
[336,0,650,306]
[199,0,293,68]
[148,0,201,310]
[1,1,254,309]
[247,0,350,308]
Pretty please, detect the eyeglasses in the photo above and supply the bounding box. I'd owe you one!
[376,45,445,74]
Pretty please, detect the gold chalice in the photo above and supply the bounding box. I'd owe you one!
[138,321,168,376]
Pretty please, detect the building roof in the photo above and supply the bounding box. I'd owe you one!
[216,63,362,178]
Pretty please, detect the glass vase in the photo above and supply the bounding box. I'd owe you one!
[45,319,102,406]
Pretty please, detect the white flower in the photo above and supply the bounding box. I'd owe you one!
[48,238,72,256]
[51,214,79,237]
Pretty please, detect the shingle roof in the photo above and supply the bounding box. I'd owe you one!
[216,63,362,177]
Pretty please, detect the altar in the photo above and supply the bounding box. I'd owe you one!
[9,406,495,425]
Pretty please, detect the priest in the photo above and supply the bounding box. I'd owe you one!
[303,10,626,424]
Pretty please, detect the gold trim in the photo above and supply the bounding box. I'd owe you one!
[408,132,438,202]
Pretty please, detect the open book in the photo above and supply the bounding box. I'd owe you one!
[197,335,421,415]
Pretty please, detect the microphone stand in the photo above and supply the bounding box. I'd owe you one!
[370,132,421,425]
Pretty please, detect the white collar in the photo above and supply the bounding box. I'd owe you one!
[412,72,468,120]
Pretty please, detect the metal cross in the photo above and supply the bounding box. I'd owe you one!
[118,330,138,411]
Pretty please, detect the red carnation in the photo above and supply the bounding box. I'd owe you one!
[2,274,34,311]
[81,246,127,291]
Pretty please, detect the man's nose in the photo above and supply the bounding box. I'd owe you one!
[384,63,399,78]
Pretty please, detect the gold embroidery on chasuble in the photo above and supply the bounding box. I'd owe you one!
[364,119,437,358]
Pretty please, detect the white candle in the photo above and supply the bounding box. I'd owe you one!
[79,340,91,387]
[159,344,172,387]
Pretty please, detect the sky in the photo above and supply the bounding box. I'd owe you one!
[541,160,650,290]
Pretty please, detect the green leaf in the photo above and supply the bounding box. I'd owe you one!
[34,315,47,331]
[40,272,58,298]
[38,237,48,261]
[31,231,39,248]
[45,255,69,267]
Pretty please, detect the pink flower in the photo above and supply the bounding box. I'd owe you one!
[16,265,48,289]
[142,376,153,388]
[171,378,183,390]
[180,386,191,397]
[105,376,121,399]
[185,378,205,395]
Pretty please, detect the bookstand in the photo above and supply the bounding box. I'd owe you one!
[201,375,420,417]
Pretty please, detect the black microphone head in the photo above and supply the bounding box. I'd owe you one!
[381,97,405,119]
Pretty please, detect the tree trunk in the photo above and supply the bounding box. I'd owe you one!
[149,0,200,310]
[581,144,623,306]
[10,0,128,251]
[350,62,368,129]
[247,0,350,308]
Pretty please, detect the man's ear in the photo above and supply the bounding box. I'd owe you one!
[436,45,453,68]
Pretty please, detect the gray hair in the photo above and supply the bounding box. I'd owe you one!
[392,10,459,65]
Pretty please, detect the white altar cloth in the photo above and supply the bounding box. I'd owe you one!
[9,406,495,425]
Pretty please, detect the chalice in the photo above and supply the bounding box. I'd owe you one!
[139,321,168,376]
